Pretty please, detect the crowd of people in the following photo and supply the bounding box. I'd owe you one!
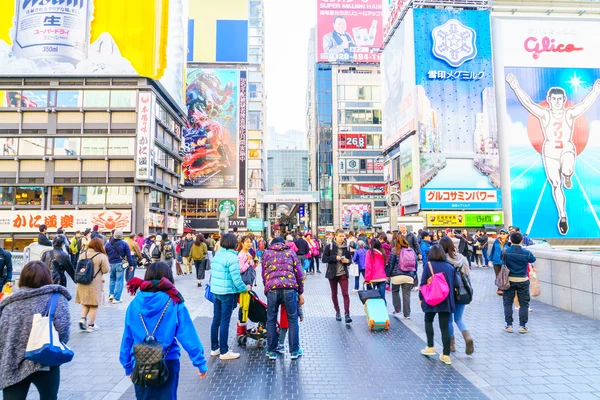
[0,223,538,399]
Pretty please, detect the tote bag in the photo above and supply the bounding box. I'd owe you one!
[495,250,510,291]
[25,292,74,366]
[529,264,541,297]
[419,262,450,307]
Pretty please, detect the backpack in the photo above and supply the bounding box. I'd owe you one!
[74,253,101,285]
[151,245,161,260]
[163,242,174,260]
[399,248,416,272]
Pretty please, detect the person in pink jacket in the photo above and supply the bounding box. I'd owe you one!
[285,235,299,253]
[365,238,389,305]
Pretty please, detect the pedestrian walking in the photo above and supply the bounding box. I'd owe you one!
[205,234,216,259]
[127,234,143,282]
[209,234,250,360]
[41,236,75,288]
[305,233,320,274]
[285,235,299,253]
[489,229,509,295]
[502,232,536,334]
[322,229,352,324]
[420,231,433,262]
[121,262,207,398]
[160,234,176,272]
[0,261,71,399]
[378,233,392,260]
[135,233,145,251]
[352,240,367,291]
[387,236,416,318]
[294,232,310,271]
[420,245,458,365]
[76,238,110,333]
[190,233,208,287]
[147,235,161,263]
[477,230,489,266]
[262,237,305,360]
[105,230,133,305]
[365,238,388,305]
[180,232,194,275]
[69,230,83,267]
[439,237,474,355]
[0,245,13,293]
[37,224,52,247]
[400,224,421,287]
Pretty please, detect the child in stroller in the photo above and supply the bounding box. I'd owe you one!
[236,291,275,348]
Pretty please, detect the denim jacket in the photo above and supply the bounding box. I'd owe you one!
[504,245,536,277]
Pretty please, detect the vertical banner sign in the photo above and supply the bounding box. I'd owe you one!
[414,9,501,210]
[238,70,247,218]
[493,18,600,238]
[136,92,154,180]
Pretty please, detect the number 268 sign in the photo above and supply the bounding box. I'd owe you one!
[339,134,367,149]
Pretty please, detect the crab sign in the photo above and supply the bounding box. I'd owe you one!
[91,212,130,231]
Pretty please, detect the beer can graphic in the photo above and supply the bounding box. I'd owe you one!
[12,0,92,65]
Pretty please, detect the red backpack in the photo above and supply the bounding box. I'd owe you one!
[399,248,416,272]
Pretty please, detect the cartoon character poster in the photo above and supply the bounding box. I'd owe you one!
[505,67,600,238]
[184,68,239,187]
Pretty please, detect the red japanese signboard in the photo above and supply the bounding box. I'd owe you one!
[0,210,132,233]
[339,133,367,149]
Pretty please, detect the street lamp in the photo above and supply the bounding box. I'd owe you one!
[218,211,229,236]
[352,211,360,232]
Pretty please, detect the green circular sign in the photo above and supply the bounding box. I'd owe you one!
[218,200,236,217]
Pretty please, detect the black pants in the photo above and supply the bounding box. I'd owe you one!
[194,259,207,280]
[391,283,412,317]
[3,366,60,400]
[424,312,451,356]
[503,280,530,327]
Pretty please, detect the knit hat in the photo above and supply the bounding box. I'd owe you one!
[113,230,123,239]
[271,237,285,245]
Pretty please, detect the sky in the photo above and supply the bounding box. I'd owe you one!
[264,0,316,134]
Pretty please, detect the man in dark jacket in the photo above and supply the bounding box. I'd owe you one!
[294,232,310,269]
[41,236,74,287]
[321,229,352,324]
[0,247,13,290]
[37,224,52,247]
[180,232,194,275]
[503,232,536,334]
[105,230,133,304]
[476,230,489,265]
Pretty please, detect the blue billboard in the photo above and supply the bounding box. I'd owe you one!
[413,8,501,210]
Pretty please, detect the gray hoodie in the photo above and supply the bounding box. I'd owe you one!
[0,285,71,390]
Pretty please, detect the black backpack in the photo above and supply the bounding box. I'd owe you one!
[74,253,101,285]
[151,245,161,259]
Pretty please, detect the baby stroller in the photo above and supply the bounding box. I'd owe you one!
[236,291,274,348]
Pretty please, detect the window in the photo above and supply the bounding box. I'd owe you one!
[110,91,136,107]
[108,138,134,156]
[51,187,77,205]
[15,186,43,205]
[106,186,133,205]
[340,109,382,125]
[18,138,46,156]
[0,187,14,205]
[81,138,108,155]
[78,186,106,205]
[183,199,197,218]
[338,86,381,101]
[56,91,82,107]
[249,84,259,99]
[249,111,261,130]
[83,91,110,107]
[150,190,165,208]
[248,139,261,159]
[53,138,80,156]
[0,138,17,156]
[20,90,49,108]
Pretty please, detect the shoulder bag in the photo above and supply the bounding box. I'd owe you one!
[495,250,511,290]
[419,262,450,306]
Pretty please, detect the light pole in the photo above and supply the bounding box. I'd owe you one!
[218,211,229,236]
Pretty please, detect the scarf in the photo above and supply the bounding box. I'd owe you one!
[126,277,184,304]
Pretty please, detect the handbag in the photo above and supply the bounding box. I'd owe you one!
[302,257,311,272]
[349,263,359,277]
[419,262,450,307]
[358,283,381,304]
[529,264,541,297]
[204,277,214,303]
[455,269,473,304]
[132,299,172,387]
[495,250,511,290]
[25,292,74,366]
[175,260,183,276]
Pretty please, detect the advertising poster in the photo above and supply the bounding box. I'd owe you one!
[382,9,415,151]
[494,18,600,238]
[341,204,371,228]
[414,8,501,210]
[317,0,383,63]
[2,210,131,233]
[184,68,239,188]
[399,134,417,206]
[0,0,187,108]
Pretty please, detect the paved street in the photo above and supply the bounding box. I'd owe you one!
[7,263,600,400]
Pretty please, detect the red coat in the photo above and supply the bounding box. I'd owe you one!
[365,250,387,282]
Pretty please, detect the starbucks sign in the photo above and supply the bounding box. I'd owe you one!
[218,200,236,217]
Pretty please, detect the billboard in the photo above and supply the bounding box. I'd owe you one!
[135,92,156,181]
[413,8,501,210]
[493,17,600,238]
[0,0,187,108]
[317,0,383,63]
[3,210,131,233]
[184,68,241,188]
[382,8,415,151]
[341,204,371,228]
[187,0,248,63]
[399,134,418,206]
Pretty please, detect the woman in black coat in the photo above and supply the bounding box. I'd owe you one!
[41,236,75,287]
[419,245,459,365]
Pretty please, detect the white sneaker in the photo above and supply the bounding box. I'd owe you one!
[219,351,240,360]
[112,299,123,304]
[515,306,520,310]
[86,324,100,333]
[210,349,220,357]
[108,295,114,301]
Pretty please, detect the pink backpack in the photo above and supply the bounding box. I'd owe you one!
[419,262,450,306]
[399,248,416,272]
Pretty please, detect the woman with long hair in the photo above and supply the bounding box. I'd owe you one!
[365,238,388,304]
[191,233,208,287]
[387,236,416,318]
[76,238,110,332]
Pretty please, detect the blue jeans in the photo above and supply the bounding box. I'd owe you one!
[134,359,180,400]
[126,256,137,282]
[449,303,468,337]
[266,289,299,354]
[211,293,238,354]
[482,247,489,265]
[354,270,365,290]
[109,263,125,301]
[368,281,387,306]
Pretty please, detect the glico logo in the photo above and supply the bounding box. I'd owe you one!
[524,36,584,60]
[22,0,85,9]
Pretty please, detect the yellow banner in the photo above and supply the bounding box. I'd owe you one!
[426,213,465,227]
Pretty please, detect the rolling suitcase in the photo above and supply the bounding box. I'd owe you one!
[364,298,390,331]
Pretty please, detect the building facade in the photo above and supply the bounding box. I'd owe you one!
[0,77,184,251]
[267,150,309,193]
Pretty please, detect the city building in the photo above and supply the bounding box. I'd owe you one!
[0,77,185,250]
[268,127,307,150]
[267,150,309,192]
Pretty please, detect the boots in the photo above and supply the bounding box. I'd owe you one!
[450,336,456,353]
[463,330,474,355]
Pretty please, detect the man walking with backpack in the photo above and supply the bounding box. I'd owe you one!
[161,233,176,270]
[180,232,194,275]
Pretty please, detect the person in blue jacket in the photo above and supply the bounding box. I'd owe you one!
[352,240,367,291]
[120,262,207,399]
[489,229,509,295]
[105,230,134,304]
[209,233,250,361]
[419,231,432,262]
